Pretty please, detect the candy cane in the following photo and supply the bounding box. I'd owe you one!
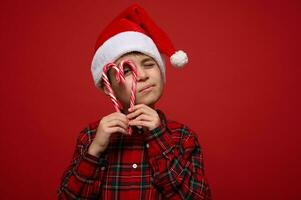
[102,60,138,134]
[119,60,138,109]
[119,60,138,134]
[102,63,125,112]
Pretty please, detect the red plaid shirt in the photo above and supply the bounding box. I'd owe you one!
[57,110,211,199]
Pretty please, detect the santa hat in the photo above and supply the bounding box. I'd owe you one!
[91,3,188,89]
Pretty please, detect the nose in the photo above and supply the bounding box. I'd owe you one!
[136,66,148,82]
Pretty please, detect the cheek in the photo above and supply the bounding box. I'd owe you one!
[124,77,134,89]
[157,80,164,94]
[157,74,165,94]
[154,69,164,85]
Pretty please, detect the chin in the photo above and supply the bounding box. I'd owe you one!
[136,92,162,106]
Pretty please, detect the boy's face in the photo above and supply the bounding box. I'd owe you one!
[103,53,164,112]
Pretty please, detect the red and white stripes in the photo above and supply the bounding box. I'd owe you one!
[102,63,124,112]
[119,60,137,109]
[102,60,138,134]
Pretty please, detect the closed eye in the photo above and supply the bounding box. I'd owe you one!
[144,63,155,68]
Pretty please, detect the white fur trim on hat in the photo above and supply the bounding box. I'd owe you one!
[91,31,165,88]
[170,50,188,68]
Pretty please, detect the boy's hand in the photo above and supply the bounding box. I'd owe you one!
[88,112,129,157]
[127,104,161,131]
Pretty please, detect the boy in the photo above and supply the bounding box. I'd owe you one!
[58,4,211,200]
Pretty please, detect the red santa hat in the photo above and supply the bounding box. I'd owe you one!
[91,3,188,89]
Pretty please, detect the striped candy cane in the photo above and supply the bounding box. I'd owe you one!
[102,63,125,112]
[102,60,138,134]
[119,60,138,109]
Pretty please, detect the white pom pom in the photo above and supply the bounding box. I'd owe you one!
[170,50,188,68]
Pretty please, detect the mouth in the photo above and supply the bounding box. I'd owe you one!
[138,84,155,93]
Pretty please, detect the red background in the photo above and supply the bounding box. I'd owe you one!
[0,0,300,199]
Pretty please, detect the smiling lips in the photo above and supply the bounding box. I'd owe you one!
[139,84,155,93]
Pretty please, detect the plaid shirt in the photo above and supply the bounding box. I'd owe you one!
[57,110,211,199]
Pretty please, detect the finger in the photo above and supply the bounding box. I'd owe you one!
[107,112,128,123]
[128,120,152,128]
[127,107,152,119]
[106,119,128,130]
[127,108,144,119]
[131,114,152,122]
[128,104,151,112]
[129,104,157,117]
[128,104,143,111]
[111,112,128,120]
[108,126,128,135]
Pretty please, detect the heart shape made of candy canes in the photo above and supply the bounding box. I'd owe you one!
[102,60,138,134]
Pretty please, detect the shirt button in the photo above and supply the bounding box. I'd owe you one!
[101,166,106,171]
[146,143,150,148]
[132,163,138,169]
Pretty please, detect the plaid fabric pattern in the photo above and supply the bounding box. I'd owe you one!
[57,110,211,199]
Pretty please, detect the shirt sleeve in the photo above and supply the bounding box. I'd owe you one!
[57,127,107,200]
[145,123,212,199]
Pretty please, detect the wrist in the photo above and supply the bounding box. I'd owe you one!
[88,142,105,157]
